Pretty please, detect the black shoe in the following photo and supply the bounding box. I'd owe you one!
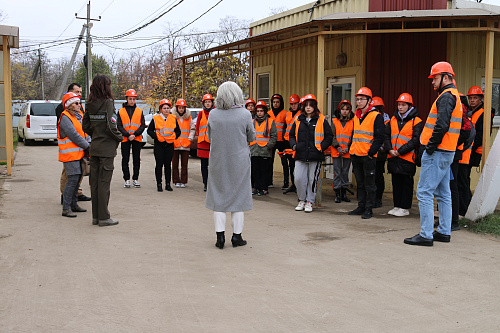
[258,190,268,196]
[374,200,383,208]
[348,206,365,215]
[231,233,247,247]
[215,231,225,249]
[252,189,259,195]
[451,223,461,231]
[341,188,351,202]
[361,208,373,219]
[71,205,87,212]
[281,183,289,190]
[283,184,296,194]
[404,234,433,246]
[78,194,91,201]
[157,183,163,192]
[334,189,341,203]
[433,231,451,242]
[165,183,173,191]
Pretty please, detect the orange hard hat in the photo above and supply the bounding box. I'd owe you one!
[467,86,484,96]
[245,98,256,107]
[62,92,80,109]
[176,99,187,107]
[338,99,352,109]
[396,93,413,105]
[255,101,268,110]
[428,61,455,78]
[302,94,317,103]
[289,94,300,104]
[355,87,373,99]
[125,89,138,97]
[159,99,172,108]
[202,94,214,102]
[371,96,384,107]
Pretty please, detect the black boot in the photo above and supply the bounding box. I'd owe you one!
[215,231,225,249]
[165,183,173,191]
[334,189,341,203]
[231,233,247,247]
[341,188,350,202]
[283,184,296,194]
[157,183,163,192]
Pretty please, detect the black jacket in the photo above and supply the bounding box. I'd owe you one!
[384,107,423,176]
[117,103,146,139]
[289,113,333,162]
[147,115,181,147]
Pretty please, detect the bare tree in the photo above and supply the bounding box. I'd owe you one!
[0,10,7,23]
[217,16,251,46]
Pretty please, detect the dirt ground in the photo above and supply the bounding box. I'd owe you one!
[1,143,500,332]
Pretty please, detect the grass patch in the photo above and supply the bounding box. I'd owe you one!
[13,129,18,152]
[460,214,500,237]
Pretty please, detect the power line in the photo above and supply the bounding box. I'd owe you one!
[56,1,87,40]
[99,0,116,16]
[119,0,177,34]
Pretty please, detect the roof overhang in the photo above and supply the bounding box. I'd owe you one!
[0,25,20,49]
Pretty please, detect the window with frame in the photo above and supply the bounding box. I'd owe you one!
[481,78,500,127]
[257,73,270,106]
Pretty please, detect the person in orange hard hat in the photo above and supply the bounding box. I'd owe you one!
[172,99,196,188]
[282,94,301,194]
[331,99,354,203]
[267,94,289,189]
[371,96,391,208]
[347,87,385,219]
[117,89,146,189]
[404,61,462,246]
[147,98,181,192]
[384,93,423,217]
[246,98,256,117]
[196,93,214,191]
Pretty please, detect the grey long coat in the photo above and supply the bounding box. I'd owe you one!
[205,106,256,212]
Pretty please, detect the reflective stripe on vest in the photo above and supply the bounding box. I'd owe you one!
[57,110,85,162]
[284,111,300,141]
[331,118,353,158]
[268,110,287,141]
[294,114,326,152]
[154,114,177,143]
[388,116,422,164]
[174,116,192,148]
[349,111,378,157]
[119,107,143,143]
[420,88,462,152]
[471,108,484,155]
[249,118,273,147]
[459,141,473,164]
[197,111,210,144]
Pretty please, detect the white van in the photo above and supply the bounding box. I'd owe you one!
[17,100,59,145]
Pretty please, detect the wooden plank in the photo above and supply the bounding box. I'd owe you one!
[482,23,494,169]
[316,34,325,207]
[181,59,186,100]
[3,36,13,174]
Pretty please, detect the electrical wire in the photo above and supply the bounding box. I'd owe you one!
[56,1,88,40]
[119,0,176,34]
[99,0,116,16]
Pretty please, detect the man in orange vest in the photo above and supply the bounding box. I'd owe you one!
[267,94,289,189]
[405,61,462,246]
[117,89,146,188]
[347,87,385,219]
[371,96,390,208]
[282,94,301,194]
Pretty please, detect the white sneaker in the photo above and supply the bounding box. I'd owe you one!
[180,183,186,188]
[174,183,181,187]
[124,180,131,188]
[393,208,409,217]
[132,180,141,188]
[295,201,305,211]
[304,201,313,213]
[388,207,399,215]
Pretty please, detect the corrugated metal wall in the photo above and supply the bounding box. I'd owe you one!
[369,0,447,11]
[366,32,447,119]
[251,0,369,36]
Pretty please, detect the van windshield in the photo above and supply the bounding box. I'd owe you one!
[31,103,57,116]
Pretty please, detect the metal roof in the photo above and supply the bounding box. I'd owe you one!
[0,25,20,48]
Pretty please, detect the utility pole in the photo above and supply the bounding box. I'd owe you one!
[38,49,45,100]
[76,1,100,99]
[56,24,86,99]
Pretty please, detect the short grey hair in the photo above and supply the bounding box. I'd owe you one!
[214,81,244,110]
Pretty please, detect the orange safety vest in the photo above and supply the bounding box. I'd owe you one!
[174,116,192,148]
[295,114,326,151]
[153,114,177,143]
[471,108,484,155]
[250,118,273,147]
[197,111,210,144]
[284,111,300,141]
[349,110,379,157]
[268,110,287,141]
[58,110,85,162]
[119,107,143,143]
[331,118,353,158]
[388,116,422,164]
[420,88,462,152]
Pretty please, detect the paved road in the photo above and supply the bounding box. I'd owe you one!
[1,143,500,332]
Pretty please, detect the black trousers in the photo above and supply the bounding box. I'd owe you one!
[90,156,115,220]
[200,157,209,186]
[457,163,472,216]
[450,160,459,224]
[252,156,270,191]
[121,140,142,181]
[154,143,174,185]
[268,142,288,186]
[351,155,377,209]
[391,173,414,210]
[375,159,386,202]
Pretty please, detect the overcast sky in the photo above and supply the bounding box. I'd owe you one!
[1,0,309,59]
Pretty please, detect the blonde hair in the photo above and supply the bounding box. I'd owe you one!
[214,81,244,110]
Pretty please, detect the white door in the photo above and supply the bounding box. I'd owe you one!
[325,76,355,180]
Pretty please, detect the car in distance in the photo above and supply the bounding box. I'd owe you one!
[17,100,59,145]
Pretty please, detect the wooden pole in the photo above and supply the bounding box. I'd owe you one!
[316,34,325,207]
[3,36,13,175]
[482,22,494,169]
[181,59,186,100]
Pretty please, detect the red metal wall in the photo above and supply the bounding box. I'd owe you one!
[366,32,447,119]
[369,0,447,11]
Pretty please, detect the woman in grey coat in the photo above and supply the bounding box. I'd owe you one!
[205,82,256,249]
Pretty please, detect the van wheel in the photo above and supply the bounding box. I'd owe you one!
[17,131,23,143]
[24,134,33,146]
